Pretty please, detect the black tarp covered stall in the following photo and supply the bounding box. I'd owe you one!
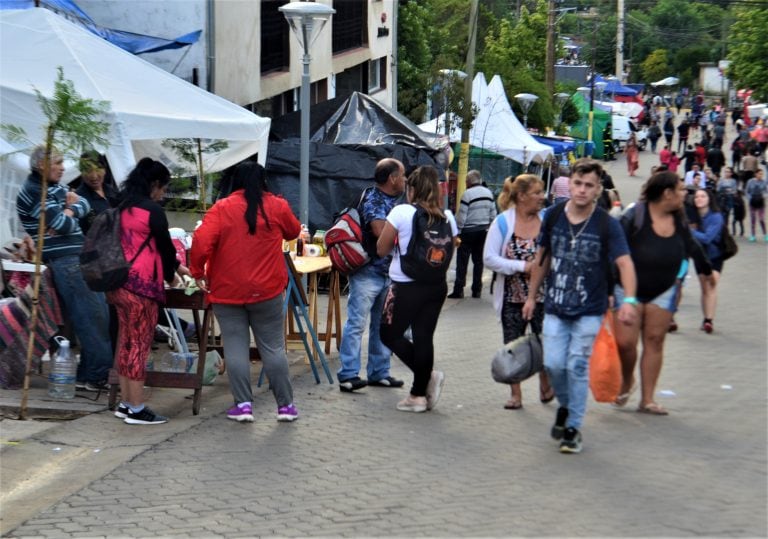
[266,92,446,232]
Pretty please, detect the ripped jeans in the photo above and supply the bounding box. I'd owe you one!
[542,313,603,430]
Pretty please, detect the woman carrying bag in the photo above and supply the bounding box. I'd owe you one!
[110,158,191,425]
[377,166,458,413]
[483,174,553,410]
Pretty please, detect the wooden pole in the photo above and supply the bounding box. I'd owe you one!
[455,0,479,210]
[545,0,556,97]
[19,133,54,420]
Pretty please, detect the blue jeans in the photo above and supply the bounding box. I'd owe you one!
[542,313,603,430]
[47,254,113,383]
[338,264,391,382]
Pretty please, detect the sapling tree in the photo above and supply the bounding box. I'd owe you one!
[2,66,111,419]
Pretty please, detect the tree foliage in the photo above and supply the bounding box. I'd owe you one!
[640,49,670,83]
[727,6,768,99]
[2,66,110,156]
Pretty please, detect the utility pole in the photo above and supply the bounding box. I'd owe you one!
[545,0,556,97]
[456,0,479,209]
[616,0,625,81]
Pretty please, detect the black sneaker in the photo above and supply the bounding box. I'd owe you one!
[367,376,405,388]
[559,427,582,454]
[471,291,481,298]
[339,377,367,393]
[124,407,168,425]
[82,380,110,392]
[446,291,464,299]
[114,404,129,419]
[551,407,569,440]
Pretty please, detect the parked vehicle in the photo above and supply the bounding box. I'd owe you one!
[612,115,647,152]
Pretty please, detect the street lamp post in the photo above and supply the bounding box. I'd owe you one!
[280,1,335,228]
[554,92,570,131]
[437,69,467,138]
[514,93,539,129]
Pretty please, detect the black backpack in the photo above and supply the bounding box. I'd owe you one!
[399,205,454,283]
[80,206,150,292]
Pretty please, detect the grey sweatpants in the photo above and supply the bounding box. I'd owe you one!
[212,296,294,409]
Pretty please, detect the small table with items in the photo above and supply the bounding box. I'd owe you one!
[107,288,213,415]
[289,255,342,355]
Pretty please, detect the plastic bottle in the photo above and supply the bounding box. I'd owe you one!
[48,336,76,399]
[297,224,310,256]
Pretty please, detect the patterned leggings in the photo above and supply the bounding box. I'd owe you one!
[107,288,158,381]
[501,302,544,343]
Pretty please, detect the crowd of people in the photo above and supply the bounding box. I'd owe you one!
[13,96,765,451]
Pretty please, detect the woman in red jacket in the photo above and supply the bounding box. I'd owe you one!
[190,162,301,423]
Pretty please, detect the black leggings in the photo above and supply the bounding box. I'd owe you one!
[380,281,447,397]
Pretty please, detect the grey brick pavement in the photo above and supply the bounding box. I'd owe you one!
[5,140,768,538]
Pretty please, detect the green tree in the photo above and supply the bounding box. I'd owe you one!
[478,1,555,131]
[727,6,768,99]
[640,49,670,83]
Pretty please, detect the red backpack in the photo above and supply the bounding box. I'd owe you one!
[324,188,372,275]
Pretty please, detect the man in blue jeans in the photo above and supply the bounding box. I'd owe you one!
[523,159,637,453]
[337,158,406,392]
[16,146,113,391]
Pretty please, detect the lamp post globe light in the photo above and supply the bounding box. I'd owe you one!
[554,92,570,130]
[514,93,538,129]
[436,69,467,137]
[595,80,607,103]
[279,1,335,228]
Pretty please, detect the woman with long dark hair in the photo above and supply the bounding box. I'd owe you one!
[690,188,725,333]
[190,161,301,423]
[613,171,712,415]
[110,157,190,425]
[377,166,458,413]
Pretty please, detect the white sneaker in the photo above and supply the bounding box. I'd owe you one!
[426,370,445,411]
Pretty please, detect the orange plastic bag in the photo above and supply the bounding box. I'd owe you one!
[589,311,622,403]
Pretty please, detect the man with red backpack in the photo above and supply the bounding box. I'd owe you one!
[336,158,407,393]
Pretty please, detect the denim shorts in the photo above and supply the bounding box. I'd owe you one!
[614,283,681,313]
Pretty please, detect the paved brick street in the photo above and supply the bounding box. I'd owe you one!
[3,140,767,537]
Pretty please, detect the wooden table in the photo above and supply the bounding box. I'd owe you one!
[107,288,213,415]
[289,256,342,355]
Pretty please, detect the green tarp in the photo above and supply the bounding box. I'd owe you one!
[569,93,611,159]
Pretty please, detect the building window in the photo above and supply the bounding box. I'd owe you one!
[332,1,367,53]
[335,63,364,95]
[368,57,387,93]
[261,0,290,74]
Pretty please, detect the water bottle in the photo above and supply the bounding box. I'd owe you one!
[48,336,76,399]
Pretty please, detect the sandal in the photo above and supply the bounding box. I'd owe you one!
[539,385,555,404]
[637,402,669,415]
[613,383,637,407]
[504,399,523,410]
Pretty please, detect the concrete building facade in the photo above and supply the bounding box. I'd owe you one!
[77,0,397,117]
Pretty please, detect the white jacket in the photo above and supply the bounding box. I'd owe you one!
[482,208,528,320]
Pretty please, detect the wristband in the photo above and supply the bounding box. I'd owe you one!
[622,296,638,306]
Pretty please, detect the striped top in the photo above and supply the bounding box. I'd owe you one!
[16,172,91,262]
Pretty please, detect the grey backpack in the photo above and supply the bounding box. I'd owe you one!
[80,207,150,292]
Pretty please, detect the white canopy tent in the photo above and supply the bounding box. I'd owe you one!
[419,73,553,165]
[651,76,680,87]
[0,8,270,185]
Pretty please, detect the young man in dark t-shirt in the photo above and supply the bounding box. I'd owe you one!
[523,159,637,454]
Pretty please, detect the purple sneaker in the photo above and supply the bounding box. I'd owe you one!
[277,403,299,422]
[227,403,254,423]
